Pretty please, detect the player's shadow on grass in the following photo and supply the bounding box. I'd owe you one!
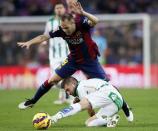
[52,122,158,129]
[53,124,85,128]
[53,124,116,129]
[119,122,158,128]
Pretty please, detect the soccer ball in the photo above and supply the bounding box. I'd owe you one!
[32,112,52,130]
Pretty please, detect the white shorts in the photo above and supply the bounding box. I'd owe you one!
[85,88,123,117]
[96,103,118,118]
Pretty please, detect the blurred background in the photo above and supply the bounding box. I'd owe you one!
[0,0,158,89]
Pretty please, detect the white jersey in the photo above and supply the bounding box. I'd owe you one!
[44,16,69,65]
[75,78,123,111]
[76,78,116,99]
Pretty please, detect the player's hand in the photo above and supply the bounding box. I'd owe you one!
[17,42,31,49]
[51,115,58,124]
[73,97,80,104]
[51,112,63,124]
[72,2,84,15]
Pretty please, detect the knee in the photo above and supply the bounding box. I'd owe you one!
[48,77,60,85]
[48,74,62,85]
[49,79,59,85]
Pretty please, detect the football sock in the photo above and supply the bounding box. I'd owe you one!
[31,80,53,104]
[55,103,81,119]
[86,117,107,127]
[122,100,130,117]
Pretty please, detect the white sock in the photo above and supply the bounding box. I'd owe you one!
[87,117,107,127]
[59,103,82,118]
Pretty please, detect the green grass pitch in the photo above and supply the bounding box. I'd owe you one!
[0,88,158,131]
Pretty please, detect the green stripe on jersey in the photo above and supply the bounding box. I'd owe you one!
[108,92,123,111]
[49,16,60,28]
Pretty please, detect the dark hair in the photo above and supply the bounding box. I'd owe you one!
[61,77,78,89]
[61,13,74,21]
[53,1,65,9]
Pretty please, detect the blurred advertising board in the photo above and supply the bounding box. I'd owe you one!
[0,65,157,89]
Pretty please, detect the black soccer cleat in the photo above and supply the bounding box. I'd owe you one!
[18,99,35,110]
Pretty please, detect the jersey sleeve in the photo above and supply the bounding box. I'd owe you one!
[49,27,62,38]
[80,16,91,30]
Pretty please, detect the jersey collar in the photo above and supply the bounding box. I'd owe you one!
[73,82,79,97]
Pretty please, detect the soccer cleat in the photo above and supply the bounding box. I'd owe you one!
[126,110,134,122]
[18,99,35,110]
[107,114,120,128]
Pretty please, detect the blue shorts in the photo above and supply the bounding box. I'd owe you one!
[55,57,108,80]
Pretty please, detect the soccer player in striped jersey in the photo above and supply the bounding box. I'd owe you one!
[43,2,70,105]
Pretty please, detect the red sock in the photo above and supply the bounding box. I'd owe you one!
[43,80,53,88]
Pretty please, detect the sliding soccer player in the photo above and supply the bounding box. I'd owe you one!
[51,77,134,127]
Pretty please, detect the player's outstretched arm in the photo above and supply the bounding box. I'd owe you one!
[51,98,91,123]
[73,2,99,26]
[51,103,82,123]
[17,35,50,49]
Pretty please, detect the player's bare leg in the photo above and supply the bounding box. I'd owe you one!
[54,89,74,105]
[54,89,67,104]
[18,73,62,109]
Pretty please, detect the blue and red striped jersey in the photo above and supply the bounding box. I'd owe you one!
[49,16,100,63]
